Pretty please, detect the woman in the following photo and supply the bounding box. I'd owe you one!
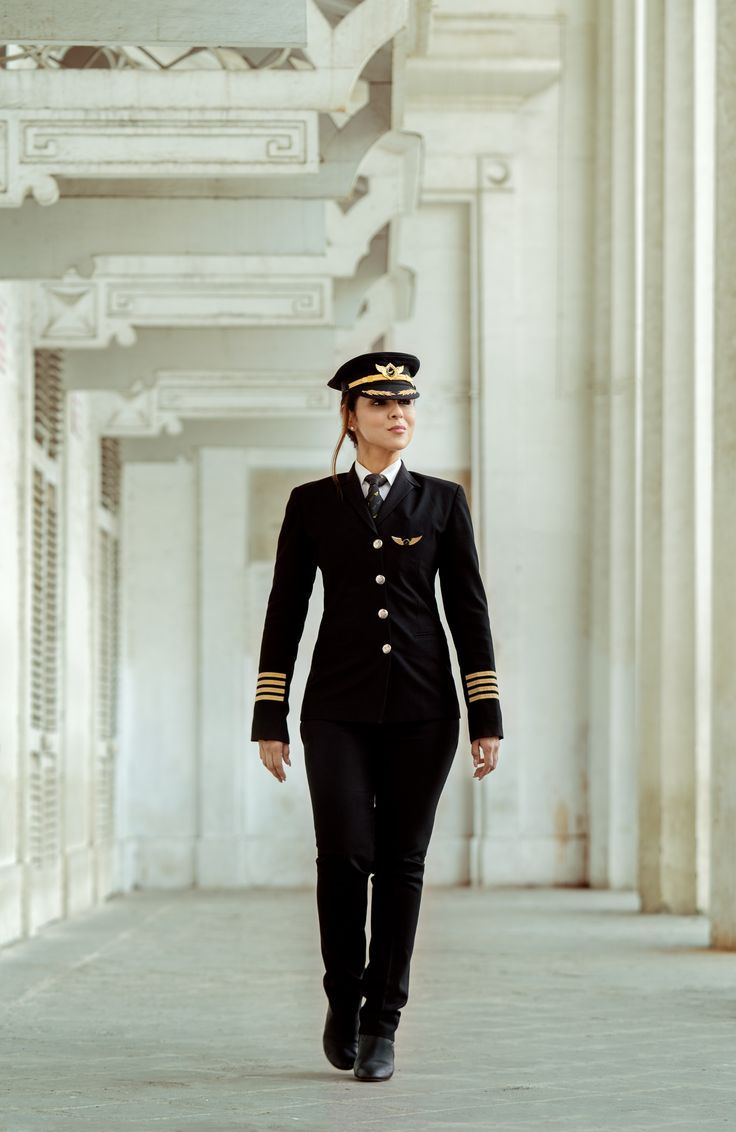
[251,350,503,1082]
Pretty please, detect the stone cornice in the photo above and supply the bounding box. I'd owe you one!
[406,11,562,108]
[0,110,319,206]
[1,0,308,47]
[0,0,410,112]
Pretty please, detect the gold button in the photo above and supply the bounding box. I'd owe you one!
[378,609,388,619]
[375,574,385,584]
[382,643,392,654]
[373,538,383,549]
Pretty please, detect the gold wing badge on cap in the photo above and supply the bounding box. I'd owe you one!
[391,535,423,546]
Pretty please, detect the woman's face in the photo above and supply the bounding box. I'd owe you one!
[348,395,417,453]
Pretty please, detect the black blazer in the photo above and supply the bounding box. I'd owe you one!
[250,460,503,744]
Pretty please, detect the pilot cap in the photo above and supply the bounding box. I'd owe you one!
[327,351,420,399]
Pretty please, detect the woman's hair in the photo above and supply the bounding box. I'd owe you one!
[330,389,360,494]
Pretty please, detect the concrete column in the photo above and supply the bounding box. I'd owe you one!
[61,390,97,914]
[638,1,698,914]
[0,283,32,946]
[710,0,736,949]
[589,0,637,888]
[472,157,523,885]
[693,0,715,914]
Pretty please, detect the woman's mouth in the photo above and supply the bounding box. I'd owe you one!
[389,427,407,433]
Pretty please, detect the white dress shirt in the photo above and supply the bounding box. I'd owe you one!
[354,456,404,501]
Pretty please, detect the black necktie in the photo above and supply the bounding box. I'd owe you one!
[364,472,388,520]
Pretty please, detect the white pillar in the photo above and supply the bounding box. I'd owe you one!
[61,390,97,913]
[472,156,523,884]
[589,0,638,888]
[710,0,736,949]
[0,283,31,946]
[693,0,715,914]
[638,0,698,914]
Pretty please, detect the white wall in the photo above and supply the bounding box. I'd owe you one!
[119,461,198,887]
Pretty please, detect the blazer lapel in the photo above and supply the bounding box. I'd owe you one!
[341,464,378,533]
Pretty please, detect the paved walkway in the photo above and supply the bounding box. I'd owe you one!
[1,887,735,1131]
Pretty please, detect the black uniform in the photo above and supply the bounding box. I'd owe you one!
[250,459,503,744]
[250,459,503,1041]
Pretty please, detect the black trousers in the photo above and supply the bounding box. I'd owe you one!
[299,716,460,1040]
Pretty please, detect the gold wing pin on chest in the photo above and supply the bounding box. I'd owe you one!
[391,535,423,546]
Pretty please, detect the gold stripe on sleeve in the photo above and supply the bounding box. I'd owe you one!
[464,669,496,682]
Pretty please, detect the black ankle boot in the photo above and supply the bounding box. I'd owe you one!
[322,1005,360,1070]
[353,1033,395,1081]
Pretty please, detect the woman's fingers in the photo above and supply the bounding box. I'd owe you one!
[259,740,288,782]
[471,737,501,779]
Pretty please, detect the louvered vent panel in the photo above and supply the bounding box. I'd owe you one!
[28,751,42,864]
[100,437,121,514]
[95,752,114,844]
[28,750,60,865]
[44,482,59,733]
[30,469,45,730]
[33,350,63,460]
[110,536,120,737]
[96,521,120,842]
[29,351,63,870]
[98,530,113,739]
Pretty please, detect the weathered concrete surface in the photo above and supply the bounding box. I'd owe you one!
[1,887,735,1130]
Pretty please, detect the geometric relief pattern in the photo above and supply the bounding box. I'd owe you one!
[35,274,333,348]
[0,109,318,207]
[42,285,98,340]
[89,371,335,436]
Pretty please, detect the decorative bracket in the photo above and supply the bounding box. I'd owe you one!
[88,372,334,436]
[34,268,333,347]
[0,109,318,207]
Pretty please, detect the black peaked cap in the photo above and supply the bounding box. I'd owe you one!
[327,351,421,398]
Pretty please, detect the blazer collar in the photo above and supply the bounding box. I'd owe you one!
[341,459,419,533]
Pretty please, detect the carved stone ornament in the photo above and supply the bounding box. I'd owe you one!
[34,269,333,348]
[0,109,318,207]
[88,372,334,436]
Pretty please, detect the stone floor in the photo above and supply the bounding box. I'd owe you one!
[1,886,735,1131]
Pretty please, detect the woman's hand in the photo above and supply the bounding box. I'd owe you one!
[471,736,500,779]
[258,740,291,783]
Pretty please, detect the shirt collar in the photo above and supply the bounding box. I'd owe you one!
[354,455,403,488]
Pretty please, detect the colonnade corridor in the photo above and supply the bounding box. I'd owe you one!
[3,1,736,1127]
[2,886,735,1131]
